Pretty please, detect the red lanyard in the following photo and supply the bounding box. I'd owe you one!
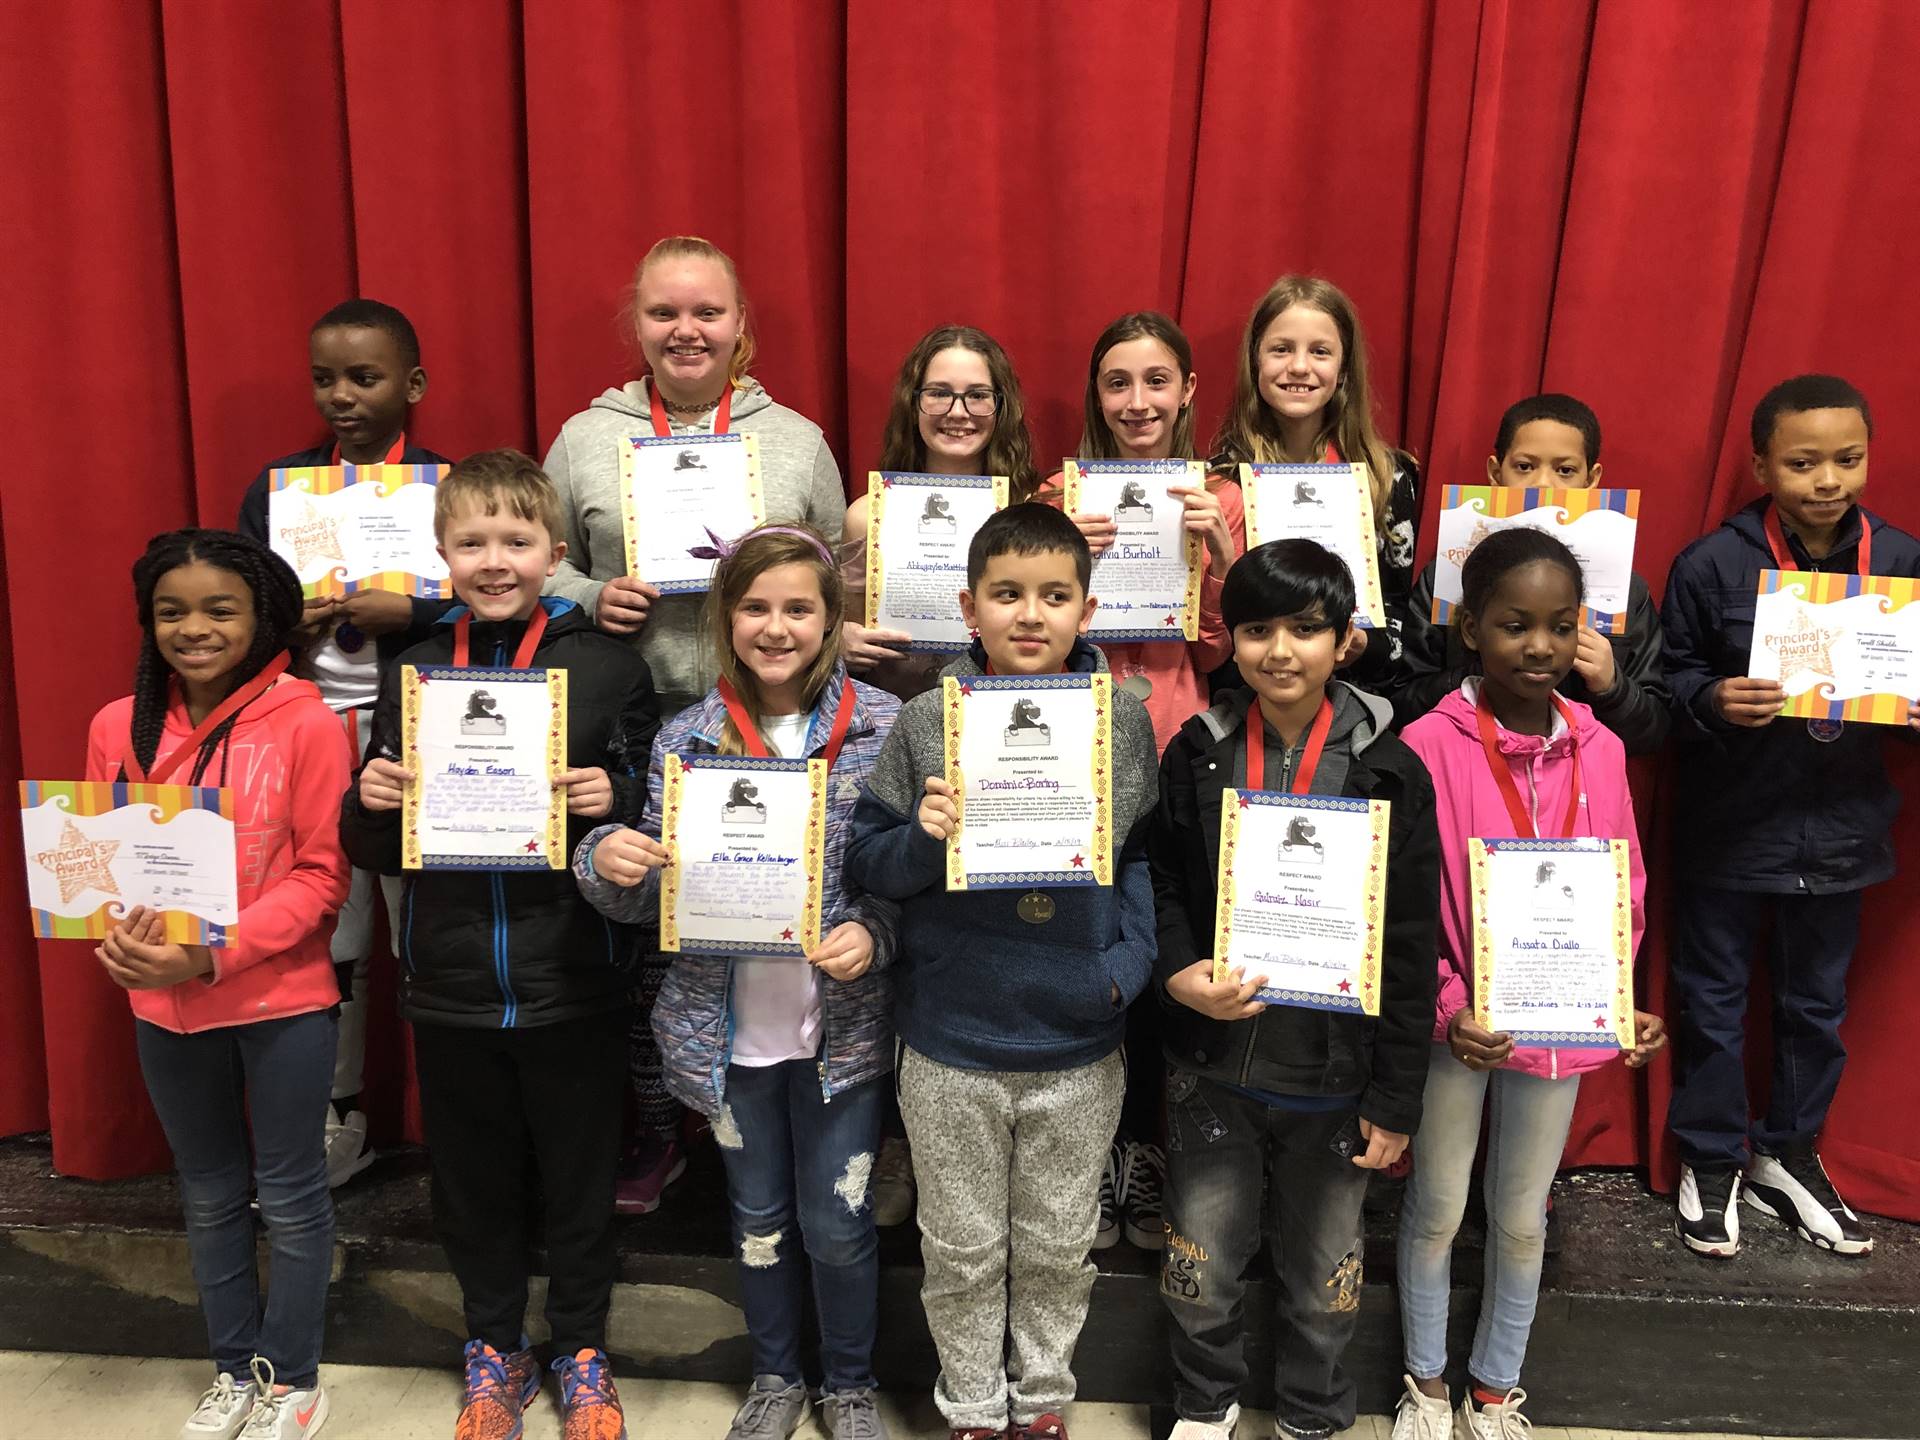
[717,675,857,769]
[648,382,733,438]
[1764,500,1870,575]
[122,654,291,783]
[452,605,549,668]
[328,432,407,466]
[1246,697,1333,794]
[1475,687,1582,839]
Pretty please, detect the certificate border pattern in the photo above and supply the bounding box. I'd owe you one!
[268,463,452,600]
[1433,486,1641,635]
[1757,568,1920,725]
[864,472,1009,652]
[620,432,766,595]
[660,754,684,952]
[1240,463,1386,627]
[1065,459,1206,642]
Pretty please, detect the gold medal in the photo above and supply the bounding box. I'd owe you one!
[1016,890,1056,925]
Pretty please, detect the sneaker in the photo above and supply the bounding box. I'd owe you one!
[821,1386,890,1440]
[1122,1141,1167,1249]
[1389,1377,1450,1440]
[948,1430,1003,1440]
[237,1359,327,1439]
[1675,1163,1741,1257]
[725,1375,809,1439]
[1170,1402,1240,1439]
[1013,1416,1068,1439]
[454,1338,543,1440]
[180,1372,256,1440]
[613,1134,686,1216]
[322,1107,375,1189]
[871,1136,916,1227]
[552,1349,627,1440]
[1744,1145,1873,1255]
[1454,1387,1528,1440]
[1094,1141,1124,1250]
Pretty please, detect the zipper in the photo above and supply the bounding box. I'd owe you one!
[491,874,517,1027]
[400,882,416,974]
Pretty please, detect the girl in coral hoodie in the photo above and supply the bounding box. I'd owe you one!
[1392,529,1665,1440]
[86,530,352,1440]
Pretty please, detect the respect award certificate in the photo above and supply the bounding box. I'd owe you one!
[1240,463,1385,626]
[268,463,452,599]
[1470,837,1634,1048]
[658,754,827,956]
[1433,487,1640,634]
[1749,569,1920,726]
[19,781,239,945]
[1211,791,1388,1013]
[864,471,1009,652]
[943,673,1112,891]
[401,665,568,870]
[619,433,765,593]
[1063,458,1205,642]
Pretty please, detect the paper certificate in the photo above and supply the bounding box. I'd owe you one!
[19,781,239,945]
[1240,463,1385,627]
[1433,487,1641,634]
[864,472,1009,652]
[1211,792,1387,1014]
[658,755,827,955]
[1063,459,1204,642]
[1470,837,1633,1048]
[619,433,765,594]
[942,674,1113,891]
[268,463,451,600]
[401,665,568,870]
[1749,570,1920,726]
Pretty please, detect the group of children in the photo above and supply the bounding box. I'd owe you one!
[78,235,1917,1440]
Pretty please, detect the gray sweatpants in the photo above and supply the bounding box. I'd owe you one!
[898,1044,1124,1431]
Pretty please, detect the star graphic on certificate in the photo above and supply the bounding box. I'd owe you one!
[278,497,344,571]
[1594,1015,1608,1029]
[781,927,795,941]
[523,837,542,853]
[34,820,121,905]
[1070,853,1086,868]
[1764,607,1843,681]
[1338,978,1353,993]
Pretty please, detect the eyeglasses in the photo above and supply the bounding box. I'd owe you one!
[916,386,1002,417]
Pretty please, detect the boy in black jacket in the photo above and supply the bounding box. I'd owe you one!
[1151,540,1440,1440]
[340,450,657,1440]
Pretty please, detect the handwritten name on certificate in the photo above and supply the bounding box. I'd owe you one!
[620,433,765,594]
[942,674,1113,891]
[19,781,240,945]
[268,463,451,599]
[658,755,827,956]
[865,472,1009,652]
[1063,459,1204,642]
[1750,570,1920,726]
[1470,837,1633,1048]
[1211,792,1387,1013]
[401,665,568,871]
[1434,487,1640,634]
[1240,463,1385,626]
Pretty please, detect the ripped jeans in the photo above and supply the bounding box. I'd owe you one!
[716,1060,883,1394]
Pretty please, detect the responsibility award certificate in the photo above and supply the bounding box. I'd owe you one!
[1062,459,1204,641]
[401,664,569,870]
[1470,837,1634,1048]
[619,433,765,594]
[1433,487,1641,634]
[864,471,1009,652]
[268,463,452,599]
[658,754,827,955]
[943,673,1113,891]
[1749,569,1920,726]
[19,781,239,945]
[1240,463,1385,626]
[1211,791,1388,1013]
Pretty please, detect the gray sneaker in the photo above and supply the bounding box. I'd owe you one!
[822,1387,890,1440]
[725,1375,809,1439]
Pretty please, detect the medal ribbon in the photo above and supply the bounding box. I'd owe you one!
[1474,687,1582,839]
[1246,697,1334,794]
[1764,499,1870,576]
[716,675,857,769]
[123,654,292,783]
[452,604,549,669]
[649,382,733,438]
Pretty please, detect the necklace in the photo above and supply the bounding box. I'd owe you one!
[661,395,720,418]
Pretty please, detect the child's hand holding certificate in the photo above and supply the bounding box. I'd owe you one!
[1063,459,1205,642]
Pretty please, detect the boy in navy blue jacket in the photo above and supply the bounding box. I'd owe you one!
[1662,374,1920,1260]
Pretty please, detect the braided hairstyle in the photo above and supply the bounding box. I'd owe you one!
[125,529,305,784]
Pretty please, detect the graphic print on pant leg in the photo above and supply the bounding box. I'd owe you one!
[1326,1247,1362,1314]
[1161,1227,1209,1305]
[713,1103,744,1150]
[740,1229,782,1268]
[835,1152,873,1213]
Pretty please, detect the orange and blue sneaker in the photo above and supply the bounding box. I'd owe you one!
[553,1348,627,1440]
[454,1338,543,1440]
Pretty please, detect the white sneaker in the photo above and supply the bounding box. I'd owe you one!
[1454,1387,1529,1440]
[870,1136,915,1227]
[1744,1146,1873,1255]
[1675,1163,1741,1257]
[1390,1376,1451,1440]
[1169,1402,1239,1439]
[180,1373,256,1440]
[323,1108,375,1189]
[239,1359,328,1439]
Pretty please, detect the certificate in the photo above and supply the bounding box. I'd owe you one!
[942,673,1113,890]
[18,780,239,946]
[658,754,827,955]
[401,664,568,870]
[1240,463,1385,626]
[1211,791,1388,1013]
[267,463,451,599]
[1062,459,1204,642]
[1433,487,1641,634]
[1750,570,1920,726]
[1470,837,1634,1048]
[864,471,1009,652]
[619,433,765,594]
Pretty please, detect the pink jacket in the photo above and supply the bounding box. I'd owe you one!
[1401,681,1645,1080]
[85,676,354,1034]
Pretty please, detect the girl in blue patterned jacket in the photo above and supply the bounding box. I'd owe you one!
[574,522,901,1440]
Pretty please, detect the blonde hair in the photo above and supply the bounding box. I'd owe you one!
[877,325,1041,502]
[434,448,562,540]
[702,523,845,756]
[629,235,757,389]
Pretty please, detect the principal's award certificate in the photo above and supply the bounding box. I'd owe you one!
[943,674,1113,890]
[1063,459,1204,642]
[658,754,827,955]
[864,472,1008,651]
[1749,570,1920,726]
[1240,463,1385,626]
[619,433,765,593]
[1433,487,1640,634]
[267,462,451,599]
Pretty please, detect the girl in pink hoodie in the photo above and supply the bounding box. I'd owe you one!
[1391,529,1665,1440]
[85,530,352,1440]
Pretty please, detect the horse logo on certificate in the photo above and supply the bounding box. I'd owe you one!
[1004,698,1051,748]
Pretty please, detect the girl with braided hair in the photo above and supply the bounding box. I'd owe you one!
[84,528,354,1440]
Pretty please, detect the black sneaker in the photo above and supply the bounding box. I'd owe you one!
[1094,1141,1123,1250]
[1122,1141,1167,1249]
[1744,1145,1873,1255]
[1675,1163,1741,1257]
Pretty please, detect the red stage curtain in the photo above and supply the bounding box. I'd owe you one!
[3,0,1917,1218]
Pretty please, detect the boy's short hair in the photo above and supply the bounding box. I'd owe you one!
[1494,393,1602,464]
[312,298,421,370]
[435,449,562,541]
[1222,539,1355,639]
[1750,374,1872,453]
[966,503,1091,591]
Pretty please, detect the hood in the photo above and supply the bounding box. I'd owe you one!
[588,376,777,425]
[1184,680,1392,754]
[941,636,1111,681]
[1431,677,1606,758]
[433,595,587,639]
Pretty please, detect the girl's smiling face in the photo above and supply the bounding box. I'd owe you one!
[636,255,744,403]
[1256,303,1344,430]
[916,346,995,471]
[731,562,828,711]
[1098,336,1195,459]
[152,562,258,696]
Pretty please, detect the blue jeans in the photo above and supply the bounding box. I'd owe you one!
[135,1010,338,1389]
[716,1061,884,1394]
[1396,1046,1579,1391]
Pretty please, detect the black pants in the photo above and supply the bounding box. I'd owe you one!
[413,1009,630,1353]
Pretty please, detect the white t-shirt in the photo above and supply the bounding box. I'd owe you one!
[307,628,381,712]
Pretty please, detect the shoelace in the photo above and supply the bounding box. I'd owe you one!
[1479,1389,1531,1440]
[1126,1144,1165,1211]
[462,1341,511,1403]
[1778,1150,1845,1211]
[240,1359,282,1436]
[557,1350,617,1410]
[1693,1168,1738,1213]
[829,1388,883,1439]
[190,1373,246,1421]
[1100,1143,1127,1211]
[734,1380,799,1428]
[1398,1377,1448,1440]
